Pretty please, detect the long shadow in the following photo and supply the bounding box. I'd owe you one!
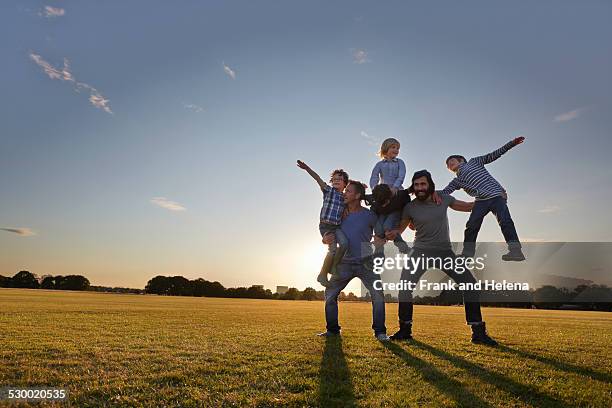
[412,340,572,408]
[382,342,494,407]
[498,344,612,384]
[318,336,355,408]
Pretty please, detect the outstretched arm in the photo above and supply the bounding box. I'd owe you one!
[439,178,460,195]
[473,136,525,165]
[450,200,475,212]
[297,160,326,190]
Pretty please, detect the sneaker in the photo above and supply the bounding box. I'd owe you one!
[317,331,340,337]
[471,322,498,346]
[501,250,526,262]
[375,333,390,342]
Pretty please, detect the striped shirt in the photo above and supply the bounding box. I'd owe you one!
[369,158,406,190]
[441,141,516,200]
[320,185,345,225]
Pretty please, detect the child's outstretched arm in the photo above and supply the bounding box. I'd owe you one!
[473,136,525,165]
[369,162,382,190]
[393,159,406,190]
[297,160,327,190]
[439,178,460,195]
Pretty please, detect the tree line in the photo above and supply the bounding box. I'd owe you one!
[2,271,610,310]
[0,271,90,291]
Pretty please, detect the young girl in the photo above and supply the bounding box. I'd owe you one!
[369,138,409,255]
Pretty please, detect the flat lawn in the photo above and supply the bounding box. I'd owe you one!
[0,288,611,407]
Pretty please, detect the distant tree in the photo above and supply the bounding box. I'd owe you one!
[145,276,171,295]
[533,285,570,308]
[58,275,90,291]
[281,287,301,300]
[301,287,317,301]
[0,275,12,288]
[41,276,56,289]
[12,271,39,289]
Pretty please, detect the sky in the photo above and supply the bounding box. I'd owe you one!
[1,1,611,293]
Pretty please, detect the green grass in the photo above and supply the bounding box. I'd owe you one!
[1,288,611,407]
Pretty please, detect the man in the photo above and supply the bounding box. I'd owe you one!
[320,180,389,341]
[385,170,497,345]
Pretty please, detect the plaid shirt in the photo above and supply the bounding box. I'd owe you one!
[320,185,345,225]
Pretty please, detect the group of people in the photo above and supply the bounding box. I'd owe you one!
[297,136,526,345]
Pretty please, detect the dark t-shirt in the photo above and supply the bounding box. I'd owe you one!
[401,194,456,250]
[371,190,411,215]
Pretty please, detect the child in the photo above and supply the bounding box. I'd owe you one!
[369,138,406,194]
[370,184,411,255]
[369,138,409,255]
[441,136,526,261]
[297,160,349,287]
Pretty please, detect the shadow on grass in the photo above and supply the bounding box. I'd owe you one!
[498,344,612,384]
[412,340,572,408]
[318,336,355,408]
[382,341,494,408]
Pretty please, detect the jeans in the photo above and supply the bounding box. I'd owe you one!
[324,262,387,335]
[319,222,349,276]
[397,249,483,325]
[374,211,410,254]
[463,196,521,256]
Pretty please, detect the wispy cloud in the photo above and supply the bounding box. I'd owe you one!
[183,103,204,113]
[223,63,236,80]
[29,52,112,114]
[360,130,381,147]
[40,6,65,18]
[151,197,186,212]
[352,49,370,64]
[554,107,588,122]
[1,228,37,237]
[538,205,561,214]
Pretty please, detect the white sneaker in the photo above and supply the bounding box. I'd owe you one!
[375,333,390,342]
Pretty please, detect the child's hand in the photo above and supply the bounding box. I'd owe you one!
[296,160,309,170]
[431,191,442,205]
[513,136,525,145]
[390,187,398,196]
[322,233,335,245]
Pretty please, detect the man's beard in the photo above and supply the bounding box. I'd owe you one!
[415,191,430,201]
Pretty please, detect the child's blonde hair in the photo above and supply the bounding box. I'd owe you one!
[379,138,400,158]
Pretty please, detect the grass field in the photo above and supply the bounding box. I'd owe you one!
[0,289,611,407]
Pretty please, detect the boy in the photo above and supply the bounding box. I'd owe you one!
[297,160,349,286]
[441,136,526,261]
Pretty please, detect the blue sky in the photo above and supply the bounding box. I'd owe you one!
[1,1,611,291]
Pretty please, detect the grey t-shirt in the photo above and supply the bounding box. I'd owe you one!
[401,194,456,250]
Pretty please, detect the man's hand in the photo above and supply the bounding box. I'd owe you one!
[431,191,442,205]
[296,160,309,170]
[385,229,400,241]
[373,236,386,247]
[513,136,525,145]
[322,232,335,245]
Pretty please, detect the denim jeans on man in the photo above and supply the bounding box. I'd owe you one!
[325,261,386,335]
[398,249,483,325]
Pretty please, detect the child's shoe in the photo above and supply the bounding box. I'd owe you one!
[501,249,525,262]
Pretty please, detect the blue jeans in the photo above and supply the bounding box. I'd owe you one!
[374,211,410,254]
[463,196,521,256]
[324,262,387,335]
